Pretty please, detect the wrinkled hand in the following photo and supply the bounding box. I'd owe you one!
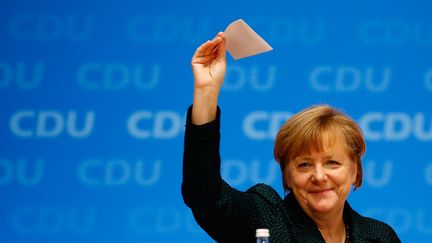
[191,32,226,91]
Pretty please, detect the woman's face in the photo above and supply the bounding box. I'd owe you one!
[286,134,357,217]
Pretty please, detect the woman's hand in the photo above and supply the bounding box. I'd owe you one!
[191,32,226,125]
[192,32,226,91]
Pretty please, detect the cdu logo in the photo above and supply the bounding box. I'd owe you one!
[127,111,184,139]
[126,16,211,43]
[309,66,391,92]
[10,207,95,235]
[365,208,432,235]
[249,18,325,45]
[222,65,277,92]
[0,62,44,91]
[77,63,160,91]
[0,158,45,186]
[221,159,280,187]
[129,207,202,234]
[363,160,393,188]
[359,112,432,141]
[77,159,161,186]
[243,111,292,140]
[10,110,95,138]
[358,19,432,46]
[8,14,94,42]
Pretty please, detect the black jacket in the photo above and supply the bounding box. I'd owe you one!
[182,106,400,242]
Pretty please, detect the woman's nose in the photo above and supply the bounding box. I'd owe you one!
[311,166,327,183]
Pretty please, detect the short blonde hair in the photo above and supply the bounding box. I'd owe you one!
[274,105,365,193]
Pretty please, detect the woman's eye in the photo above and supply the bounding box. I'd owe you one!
[298,162,311,168]
[327,160,340,166]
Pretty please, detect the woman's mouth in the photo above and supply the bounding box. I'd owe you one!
[309,188,333,195]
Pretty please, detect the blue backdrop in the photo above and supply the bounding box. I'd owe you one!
[1,0,431,242]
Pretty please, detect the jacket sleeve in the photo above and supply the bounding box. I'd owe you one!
[181,105,276,242]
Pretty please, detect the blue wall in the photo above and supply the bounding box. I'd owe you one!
[1,0,431,242]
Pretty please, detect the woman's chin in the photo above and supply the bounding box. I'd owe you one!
[308,199,338,214]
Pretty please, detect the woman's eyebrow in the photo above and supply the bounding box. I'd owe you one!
[294,156,314,161]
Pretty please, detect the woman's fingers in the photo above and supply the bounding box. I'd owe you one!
[192,32,225,65]
[193,40,212,58]
[203,32,224,55]
[204,37,222,56]
[207,41,218,56]
[192,53,217,66]
[216,35,226,61]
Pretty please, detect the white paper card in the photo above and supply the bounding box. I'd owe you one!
[224,19,273,60]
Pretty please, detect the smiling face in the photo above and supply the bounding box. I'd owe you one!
[286,132,357,217]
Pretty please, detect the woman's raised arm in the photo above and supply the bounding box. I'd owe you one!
[191,32,226,125]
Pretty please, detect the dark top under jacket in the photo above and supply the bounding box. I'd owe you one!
[182,106,401,242]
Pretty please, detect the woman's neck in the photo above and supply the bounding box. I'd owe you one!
[310,209,346,243]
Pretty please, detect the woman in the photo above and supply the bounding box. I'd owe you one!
[181,32,400,242]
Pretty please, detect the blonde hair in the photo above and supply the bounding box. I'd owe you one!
[274,105,365,193]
